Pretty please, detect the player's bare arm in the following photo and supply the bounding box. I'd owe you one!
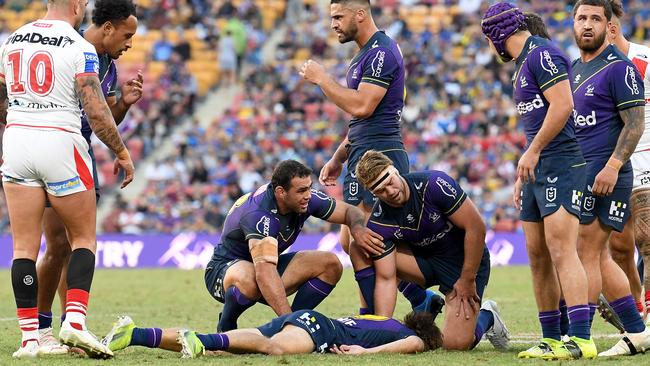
[326,200,384,256]
[300,60,387,119]
[0,78,7,124]
[518,80,574,182]
[108,71,144,124]
[447,199,486,319]
[75,74,134,188]
[593,105,644,196]
[330,336,424,354]
[248,237,292,316]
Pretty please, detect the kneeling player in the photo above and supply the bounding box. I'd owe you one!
[102,310,442,356]
[350,150,509,351]
[204,160,383,331]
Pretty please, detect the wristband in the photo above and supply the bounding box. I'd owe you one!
[606,157,623,171]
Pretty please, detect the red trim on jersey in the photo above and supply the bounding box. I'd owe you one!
[33,22,53,28]
[640,147,650,153]
[73,146,94,190]
[5,123,75,133]
[0,72,5,79]
[632,57,649,79]
[75,72,98,78]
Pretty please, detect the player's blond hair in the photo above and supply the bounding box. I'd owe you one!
[355,150,394,189]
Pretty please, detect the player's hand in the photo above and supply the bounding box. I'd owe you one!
[592,165,618,196]
[319,159,343,186]
[114,149,135,189]
[330,344,366,355]
[513,178,523,210]
[299,59,327,85]
[448,277,479,320]
[350,225,385,257]
[517,149,539,183]
[121,71,144,105]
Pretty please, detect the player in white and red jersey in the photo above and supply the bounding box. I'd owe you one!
[0,0,134,359]
[606,0,650,322]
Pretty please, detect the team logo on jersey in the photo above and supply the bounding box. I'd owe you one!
[574,74,582,84]
[545,187,557,203]
[436,177,457,198]
[349,182,358,196]
[429,212,440,223]
[609,201,627,222]
[583,186,595,212]
[517,94,545,115]
[394,229,404,240]
[540,50,559,75]
[351,68,358,79]
[406,214,415,223]
[574,110,597,127]
[371,50,386,77]
[625,65,640,95]
[585,84,595,97]
[520,76,528,88]
[256,216,271,236]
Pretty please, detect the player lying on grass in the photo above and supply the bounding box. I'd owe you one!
[101,310,442,357]
[349,150,510,351]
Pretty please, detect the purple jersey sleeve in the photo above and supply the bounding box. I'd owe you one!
[360,47,400,89]
[609,61,646,111]
[107,62,118,97]
[307,189,336,220]
[530,47,570,92]
[428,172,467,216]
[240,211,281,241]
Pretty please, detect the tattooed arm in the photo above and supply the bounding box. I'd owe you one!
[612,106,645,163]
[0,79,7,125]
[75,74,134,188]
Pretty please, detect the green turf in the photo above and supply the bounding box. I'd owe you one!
[0,266,647,364]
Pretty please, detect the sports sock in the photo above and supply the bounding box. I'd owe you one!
[398,281,427,310]
[359,308,371,315]
[65,248,95,330]
[354,267,376,314]
[538,310,561,341]
[645,290,650,314]
[38,311,53,330]
[567,305,591,340]
[559,299,569,336]
[130,328,163,348]
[12,259,39,346]
[472,309,495,348]
[588,303,597,327]
[291,278,334,311]
[610,295,646,333]
[636,300,644,314]
[196,333,229,351]
[218,286,254,332]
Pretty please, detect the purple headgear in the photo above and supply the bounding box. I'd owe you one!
[481,2,527,62]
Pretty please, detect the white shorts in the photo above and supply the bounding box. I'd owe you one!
[631,149,650,191]
[1,126,94,197]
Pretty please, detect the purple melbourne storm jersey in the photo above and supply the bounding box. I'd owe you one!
[367,171,467,257]
[513,36,581,157]
[212,183,336,262]
[80,52,117,143]
[572,45,645,176]
[333,315,416,347]
[346,31,405,145]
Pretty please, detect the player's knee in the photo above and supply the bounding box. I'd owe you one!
[322,253,343,281]
[232,274,262,300]
[266,340,288,355]
[442,336,473,351]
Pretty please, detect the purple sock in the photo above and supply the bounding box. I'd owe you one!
[354,267,376,314]
[472,309,495,349]
[38,311,53,329]
[567,305,591,340]
[359,308,371,315]
[130,328,163,348]
[291,278,335,311]
[610,295,646,333]
[539,310,561,341]
[196,333,229,351]
[559,299,569,336]
[588,303,597,327]
[398,281,427,309]
[218,286,255,332]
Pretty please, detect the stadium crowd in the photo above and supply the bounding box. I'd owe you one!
[2,0,650,234]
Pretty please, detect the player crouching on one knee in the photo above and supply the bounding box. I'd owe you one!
[348,150,510,351]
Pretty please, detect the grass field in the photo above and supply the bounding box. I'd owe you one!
[0,266,648,365]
